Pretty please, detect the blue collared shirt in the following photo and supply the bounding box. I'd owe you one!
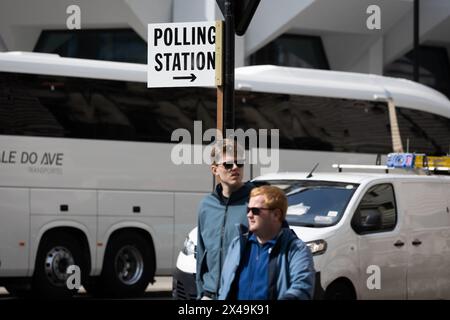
[236,234,276,300]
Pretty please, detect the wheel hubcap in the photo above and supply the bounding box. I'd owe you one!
[44,246,75,287]
[114,246,144,285]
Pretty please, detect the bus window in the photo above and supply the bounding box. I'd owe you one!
[2,73,65,137]
[397,107,450,155]
[236,91,392,154]
[1,72,219,144]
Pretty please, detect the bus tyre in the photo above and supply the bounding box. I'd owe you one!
[324,281,356,300]
[33,232,87,299]
[100,233,153,297]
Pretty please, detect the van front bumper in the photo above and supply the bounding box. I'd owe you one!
[172,268,197,300]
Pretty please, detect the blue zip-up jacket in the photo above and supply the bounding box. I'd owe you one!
[218,224,316,300]
[196,181,256,299]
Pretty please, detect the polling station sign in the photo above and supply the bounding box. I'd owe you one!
[148,21,219,88]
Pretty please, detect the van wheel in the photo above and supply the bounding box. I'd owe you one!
[99,233,153,297]
[33,232,86,299]
[324,281,356,300]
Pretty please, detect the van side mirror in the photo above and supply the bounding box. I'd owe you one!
[352,208,382,233]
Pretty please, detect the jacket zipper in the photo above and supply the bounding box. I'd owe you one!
[216,198,230,294]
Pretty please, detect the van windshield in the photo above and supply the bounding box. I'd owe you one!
[263,180,359,228]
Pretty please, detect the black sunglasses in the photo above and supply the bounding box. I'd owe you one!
[220,161,244,170]
[247,207,272,215]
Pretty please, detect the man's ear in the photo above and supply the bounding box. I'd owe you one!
[211,164,218,176]
[274,208,283,223]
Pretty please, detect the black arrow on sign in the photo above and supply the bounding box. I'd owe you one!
[173,73,197,82]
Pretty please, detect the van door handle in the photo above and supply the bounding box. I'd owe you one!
[394,240,404,247]
[412,239,422,246]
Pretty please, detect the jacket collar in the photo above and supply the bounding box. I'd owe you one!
[213,181,255,205]
[236,220,295,255]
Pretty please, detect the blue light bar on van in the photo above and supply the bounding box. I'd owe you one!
[386,153,415,169]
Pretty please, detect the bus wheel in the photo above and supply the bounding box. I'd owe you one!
[99,232,153,297]
[33,232,86,299]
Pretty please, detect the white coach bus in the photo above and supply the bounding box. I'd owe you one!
[0,51,449,298]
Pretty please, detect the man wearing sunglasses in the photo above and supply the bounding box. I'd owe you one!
[196,139,257,300]
[218,185,315,300]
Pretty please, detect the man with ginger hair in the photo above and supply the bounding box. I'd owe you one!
[219,185,315,300]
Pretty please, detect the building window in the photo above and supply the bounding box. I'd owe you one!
[34,29,147,64]
[249,34,329,70]
[384,45,450,99]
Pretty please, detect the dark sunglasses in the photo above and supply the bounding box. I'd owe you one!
[220,161,244,170]
[247,207,272,215]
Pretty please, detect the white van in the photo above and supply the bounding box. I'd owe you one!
[173,167,450,300]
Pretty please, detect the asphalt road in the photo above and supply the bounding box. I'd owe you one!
[0,276,173,300]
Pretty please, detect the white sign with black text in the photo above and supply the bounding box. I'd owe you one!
[147,21,217,88]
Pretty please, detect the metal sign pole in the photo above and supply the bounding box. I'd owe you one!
[215,20,224,190]
[223,0,235,133]
[215,21,224,138]
[413,0,420,83]
[215,0,261,134]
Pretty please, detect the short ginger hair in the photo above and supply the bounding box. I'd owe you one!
[250,185,288,221]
